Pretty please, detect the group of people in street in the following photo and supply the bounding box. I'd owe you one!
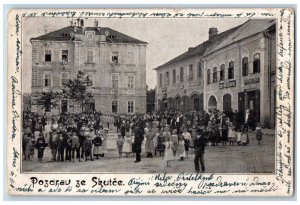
[22,108,263,172]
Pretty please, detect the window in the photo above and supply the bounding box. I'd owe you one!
[128,76,134,88]
[86,51,93,63]
[159,74,163,87]
[198,62,203,78]
[112,52,118,63]
[61,73,69,86]
[112,101,118,113]
[128,101,134,113]
[87,75,93,86]
[220,64,225,81]
[112,74,119,88]
[44,74,51,87]
[253,53,260,73]
[45,50,51,62]
[213,67,218,83]
[189,65,193,80]
[180,67,184,82]
[127,52,134,63]
[242,57,248,76]
[207,69,211,85]
[165,72,169,85]
[228,61,234,79]
[62,50,68,62]
[173,69,176,83]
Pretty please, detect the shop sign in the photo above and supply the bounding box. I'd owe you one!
[219,80,236,89]
[244,77,260,85]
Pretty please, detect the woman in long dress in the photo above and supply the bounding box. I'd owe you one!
[122,132,132,157]
[164,136,174,167]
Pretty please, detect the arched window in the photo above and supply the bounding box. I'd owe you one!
[180,67,184,82]
[228,61,234,79]
[213,67,218,83]
[223,94,232,112]
[207,69,211,84]
[208,95,217,111]
[253,53,260,73]
[220,64,225,81]
[242,57,248,76]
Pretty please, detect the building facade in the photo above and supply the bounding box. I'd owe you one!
[155,19,276,128]
[31,20,147,114]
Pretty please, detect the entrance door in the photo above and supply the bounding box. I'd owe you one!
[61,100,68,113]
[247,90,260,123]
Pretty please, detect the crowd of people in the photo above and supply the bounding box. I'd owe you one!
[22,108,262,172]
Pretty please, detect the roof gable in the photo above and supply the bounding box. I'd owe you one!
[31,26,147,44]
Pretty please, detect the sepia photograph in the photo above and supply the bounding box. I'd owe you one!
[21,16,276,174]
[6,7,294,196]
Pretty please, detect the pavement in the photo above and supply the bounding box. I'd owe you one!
[22,130,275,173]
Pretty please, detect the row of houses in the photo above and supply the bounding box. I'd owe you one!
[154,19,276,128]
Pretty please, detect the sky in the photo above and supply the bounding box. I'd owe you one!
[22,17,248,92]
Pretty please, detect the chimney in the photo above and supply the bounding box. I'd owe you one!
[209,27,218,39]
[80,19,84,27]
[94,19,99,27]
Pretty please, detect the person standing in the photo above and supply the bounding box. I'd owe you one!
[36,133,47,162]
[24,133,33,161]
[122,132,132,157]
[255,123,263,145]
[50,129,58,161]
[164,136,174,167]
[56,132,66,162]
[133,126,144,163]
[193,128,208,173]
[65,132,72,162]
[93,133,103,159]
[177,134,186,161]
[145,127,155,158]
[182,127,192,158]
[116,134,124,158]
[68,131,81,162]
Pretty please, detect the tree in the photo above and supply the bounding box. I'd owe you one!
[32,90,61,113]
[62,70,94,113]
[146,87,156,114]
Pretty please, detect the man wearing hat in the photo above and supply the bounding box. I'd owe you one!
[193,128,208,173]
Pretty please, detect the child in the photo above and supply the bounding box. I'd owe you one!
[116,134,124,158]
[93,133,103,159]
[164,136,174,167]
[236,128,242,146]
[255,123,262,145]
[122,132,132,157]
[182,127,192,159]
[241,127,249,146]
[177,135,186,161]
[156,129,165,157]
[36,133,47,162]
[227,123,236,146]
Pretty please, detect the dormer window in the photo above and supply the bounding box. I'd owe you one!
[62,33,69,37]
[112,52,118,64]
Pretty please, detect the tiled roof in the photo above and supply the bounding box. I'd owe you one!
[31,26,147,44]
[154,19,276,70]
[205,19,276,54]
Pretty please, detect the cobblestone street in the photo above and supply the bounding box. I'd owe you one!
[22,130,275,173]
